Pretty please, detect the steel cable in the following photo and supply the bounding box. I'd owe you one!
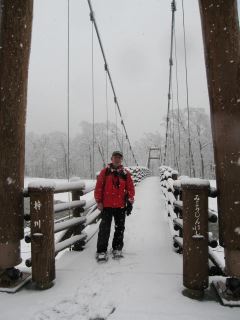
[181,0,194,176]
[163,0,176,165]
[87,0,138,165]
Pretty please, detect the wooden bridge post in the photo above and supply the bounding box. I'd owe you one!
[29,183,56,289]
[199,0,240,279]
[182,179,209,298]
[71,177,85,251]
[0,1,33,271]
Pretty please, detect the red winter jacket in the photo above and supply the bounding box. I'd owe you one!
[94,164,135,208]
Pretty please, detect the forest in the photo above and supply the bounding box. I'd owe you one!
[25,107,214,179]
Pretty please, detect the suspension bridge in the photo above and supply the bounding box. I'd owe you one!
[0,0,240,318]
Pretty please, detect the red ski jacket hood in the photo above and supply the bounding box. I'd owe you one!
[94,164,135,208]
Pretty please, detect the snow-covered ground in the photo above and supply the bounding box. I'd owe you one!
[1,177,239,319]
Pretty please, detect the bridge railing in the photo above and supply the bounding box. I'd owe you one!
[127,166,151,185]
[23,178,97,289]
[159,165,224,298]
[22,166,151,289]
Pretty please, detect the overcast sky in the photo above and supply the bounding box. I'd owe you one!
[26,0,240,142]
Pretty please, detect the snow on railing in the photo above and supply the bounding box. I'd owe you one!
[159,166,225,297]
[23,178,99,289]
[126,166,151,185]
[23,166,150,289]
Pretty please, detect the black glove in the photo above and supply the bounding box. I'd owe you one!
[125,201,133,216]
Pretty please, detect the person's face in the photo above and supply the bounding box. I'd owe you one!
[111,155,123,167]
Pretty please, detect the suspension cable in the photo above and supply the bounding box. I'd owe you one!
[67,0,70,181]
[97,143,106,167]
[163,0,176,164]
[67,0,72,221]
[181,0,193,176]
[114,101,118,149]
[87,0,138,165]
[121,121,124,154]
[105,68,109,161]
[91,18,95,179]
[173,26,181,172]
[168,100,173,167]
[171,86,177,168]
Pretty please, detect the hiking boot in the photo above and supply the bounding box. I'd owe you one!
[112,250,123,259]
[96,252,108,262]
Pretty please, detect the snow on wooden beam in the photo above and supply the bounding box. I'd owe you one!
[173,200,217,223]
[84,221,101,243]
[81,184,96,195]
[54,200,86,213]
[208,247,225,276]
[55,234,87,255]
[84,209,101,226]
[173,180,217,198]
[24,180,96,197]
[54,217,87,233]
[53,181,85,194]
[83,198,97,212]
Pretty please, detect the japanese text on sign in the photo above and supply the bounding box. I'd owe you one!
[193,194,201,236]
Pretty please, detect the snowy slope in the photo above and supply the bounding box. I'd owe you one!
[0,177,239,320]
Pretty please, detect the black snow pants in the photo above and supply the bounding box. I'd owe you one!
[97,207,126,253]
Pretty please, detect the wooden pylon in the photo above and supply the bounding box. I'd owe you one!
[0,1,33,274]
[199,0,240,302]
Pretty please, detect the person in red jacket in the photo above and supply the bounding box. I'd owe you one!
[94,151,135,260]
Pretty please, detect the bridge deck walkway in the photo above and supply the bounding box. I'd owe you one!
[1,177,239,320]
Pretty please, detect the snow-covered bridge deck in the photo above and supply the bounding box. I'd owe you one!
[0,177,239,320]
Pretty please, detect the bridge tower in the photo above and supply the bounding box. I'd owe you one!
[0,1,33,285]
[199,0,240,296]
[147,147,161,174]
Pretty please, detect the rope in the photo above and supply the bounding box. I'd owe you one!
[181,0,193,176]
[163,0,176,164]
[91,19,95,179]
[87,0,138,166]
